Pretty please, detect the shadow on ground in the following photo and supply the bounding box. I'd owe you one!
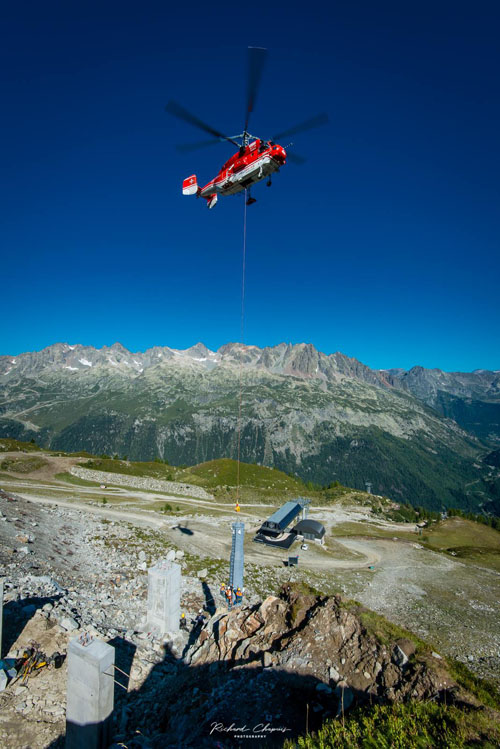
[1,594,63,657]
[47,606,368,748]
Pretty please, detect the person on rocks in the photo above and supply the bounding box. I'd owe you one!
[180,613,188,630]
[225,585,233,609]
[234,587,243,606]
[220,582,227,602]
[194,610,207,628]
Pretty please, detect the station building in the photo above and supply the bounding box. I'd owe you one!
[292,518,326,541]
[254,500,325,548]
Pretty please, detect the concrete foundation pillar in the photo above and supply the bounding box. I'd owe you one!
[147,560,181,635]
[66,637,115,749]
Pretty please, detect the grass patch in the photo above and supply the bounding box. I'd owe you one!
[185,458,306,492]
[81,458,178,481]
[288,580,323,597]
[0,456,48,473]
[0,438,45,453]
[55,472,101,487]
[332,520,415,540]
[51,450,96,458]
[343,602,430,655]
[285,700,500,748]
[446,658,500,711]
[422,518,500,572]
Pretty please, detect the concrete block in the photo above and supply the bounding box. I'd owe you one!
[65,637,114,749]
[146,560,181,635]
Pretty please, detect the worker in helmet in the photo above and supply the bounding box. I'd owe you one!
[234,587,243,606]
[194,610,207,628]
[220,582,226,602]
[225,585,233,610]
[180,613,187,630]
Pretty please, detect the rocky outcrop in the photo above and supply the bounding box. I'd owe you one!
[187,587,453,706]
[147,587,459,744]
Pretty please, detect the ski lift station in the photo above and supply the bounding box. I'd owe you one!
[254,499,325,548]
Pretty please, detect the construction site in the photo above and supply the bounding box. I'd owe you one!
[0,446,499,747]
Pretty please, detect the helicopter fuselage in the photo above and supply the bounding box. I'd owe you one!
[182,139,286,208]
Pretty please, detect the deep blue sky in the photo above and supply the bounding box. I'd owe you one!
[2,1,499,371]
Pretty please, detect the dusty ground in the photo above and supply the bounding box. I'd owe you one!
[0,451,88,483]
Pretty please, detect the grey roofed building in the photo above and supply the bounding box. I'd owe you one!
[293,518,326,540]
[259,501,303,537]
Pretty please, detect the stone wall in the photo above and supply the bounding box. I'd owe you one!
[69,466,213,500]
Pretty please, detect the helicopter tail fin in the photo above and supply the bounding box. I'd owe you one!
[182,175,198,196]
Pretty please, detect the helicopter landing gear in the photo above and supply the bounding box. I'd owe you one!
[246,189,257,205]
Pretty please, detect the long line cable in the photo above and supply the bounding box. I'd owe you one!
[235,190,248,503]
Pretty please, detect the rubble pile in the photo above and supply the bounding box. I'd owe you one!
[70,466,213,499]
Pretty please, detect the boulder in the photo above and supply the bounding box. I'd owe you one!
[59,616,79,631]
[382,663,401,688]
[393,645,409,668]
[329,665,341,682]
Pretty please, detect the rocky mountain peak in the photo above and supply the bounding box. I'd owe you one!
[109,342,129,354]
[183,342,215,359]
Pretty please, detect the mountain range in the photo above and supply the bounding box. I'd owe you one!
[1,342,499,513]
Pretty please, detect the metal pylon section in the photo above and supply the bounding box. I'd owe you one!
[229,522,245,592]
[298,496,311,520]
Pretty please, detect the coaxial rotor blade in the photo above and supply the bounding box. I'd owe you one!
[272,112,329,141]
[286,151,307,165]
[244,46,267,132]
[166,100,240,147]
[176,139,224,153]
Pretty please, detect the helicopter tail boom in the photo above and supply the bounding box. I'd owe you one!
[182,175,199,196]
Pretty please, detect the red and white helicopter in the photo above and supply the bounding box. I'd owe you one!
[166,48,328,209]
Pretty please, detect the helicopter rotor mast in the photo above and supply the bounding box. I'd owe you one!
[166,46,329,162]
[243,46,267,146]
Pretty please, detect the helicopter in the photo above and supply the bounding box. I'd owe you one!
[166,47,328,209]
